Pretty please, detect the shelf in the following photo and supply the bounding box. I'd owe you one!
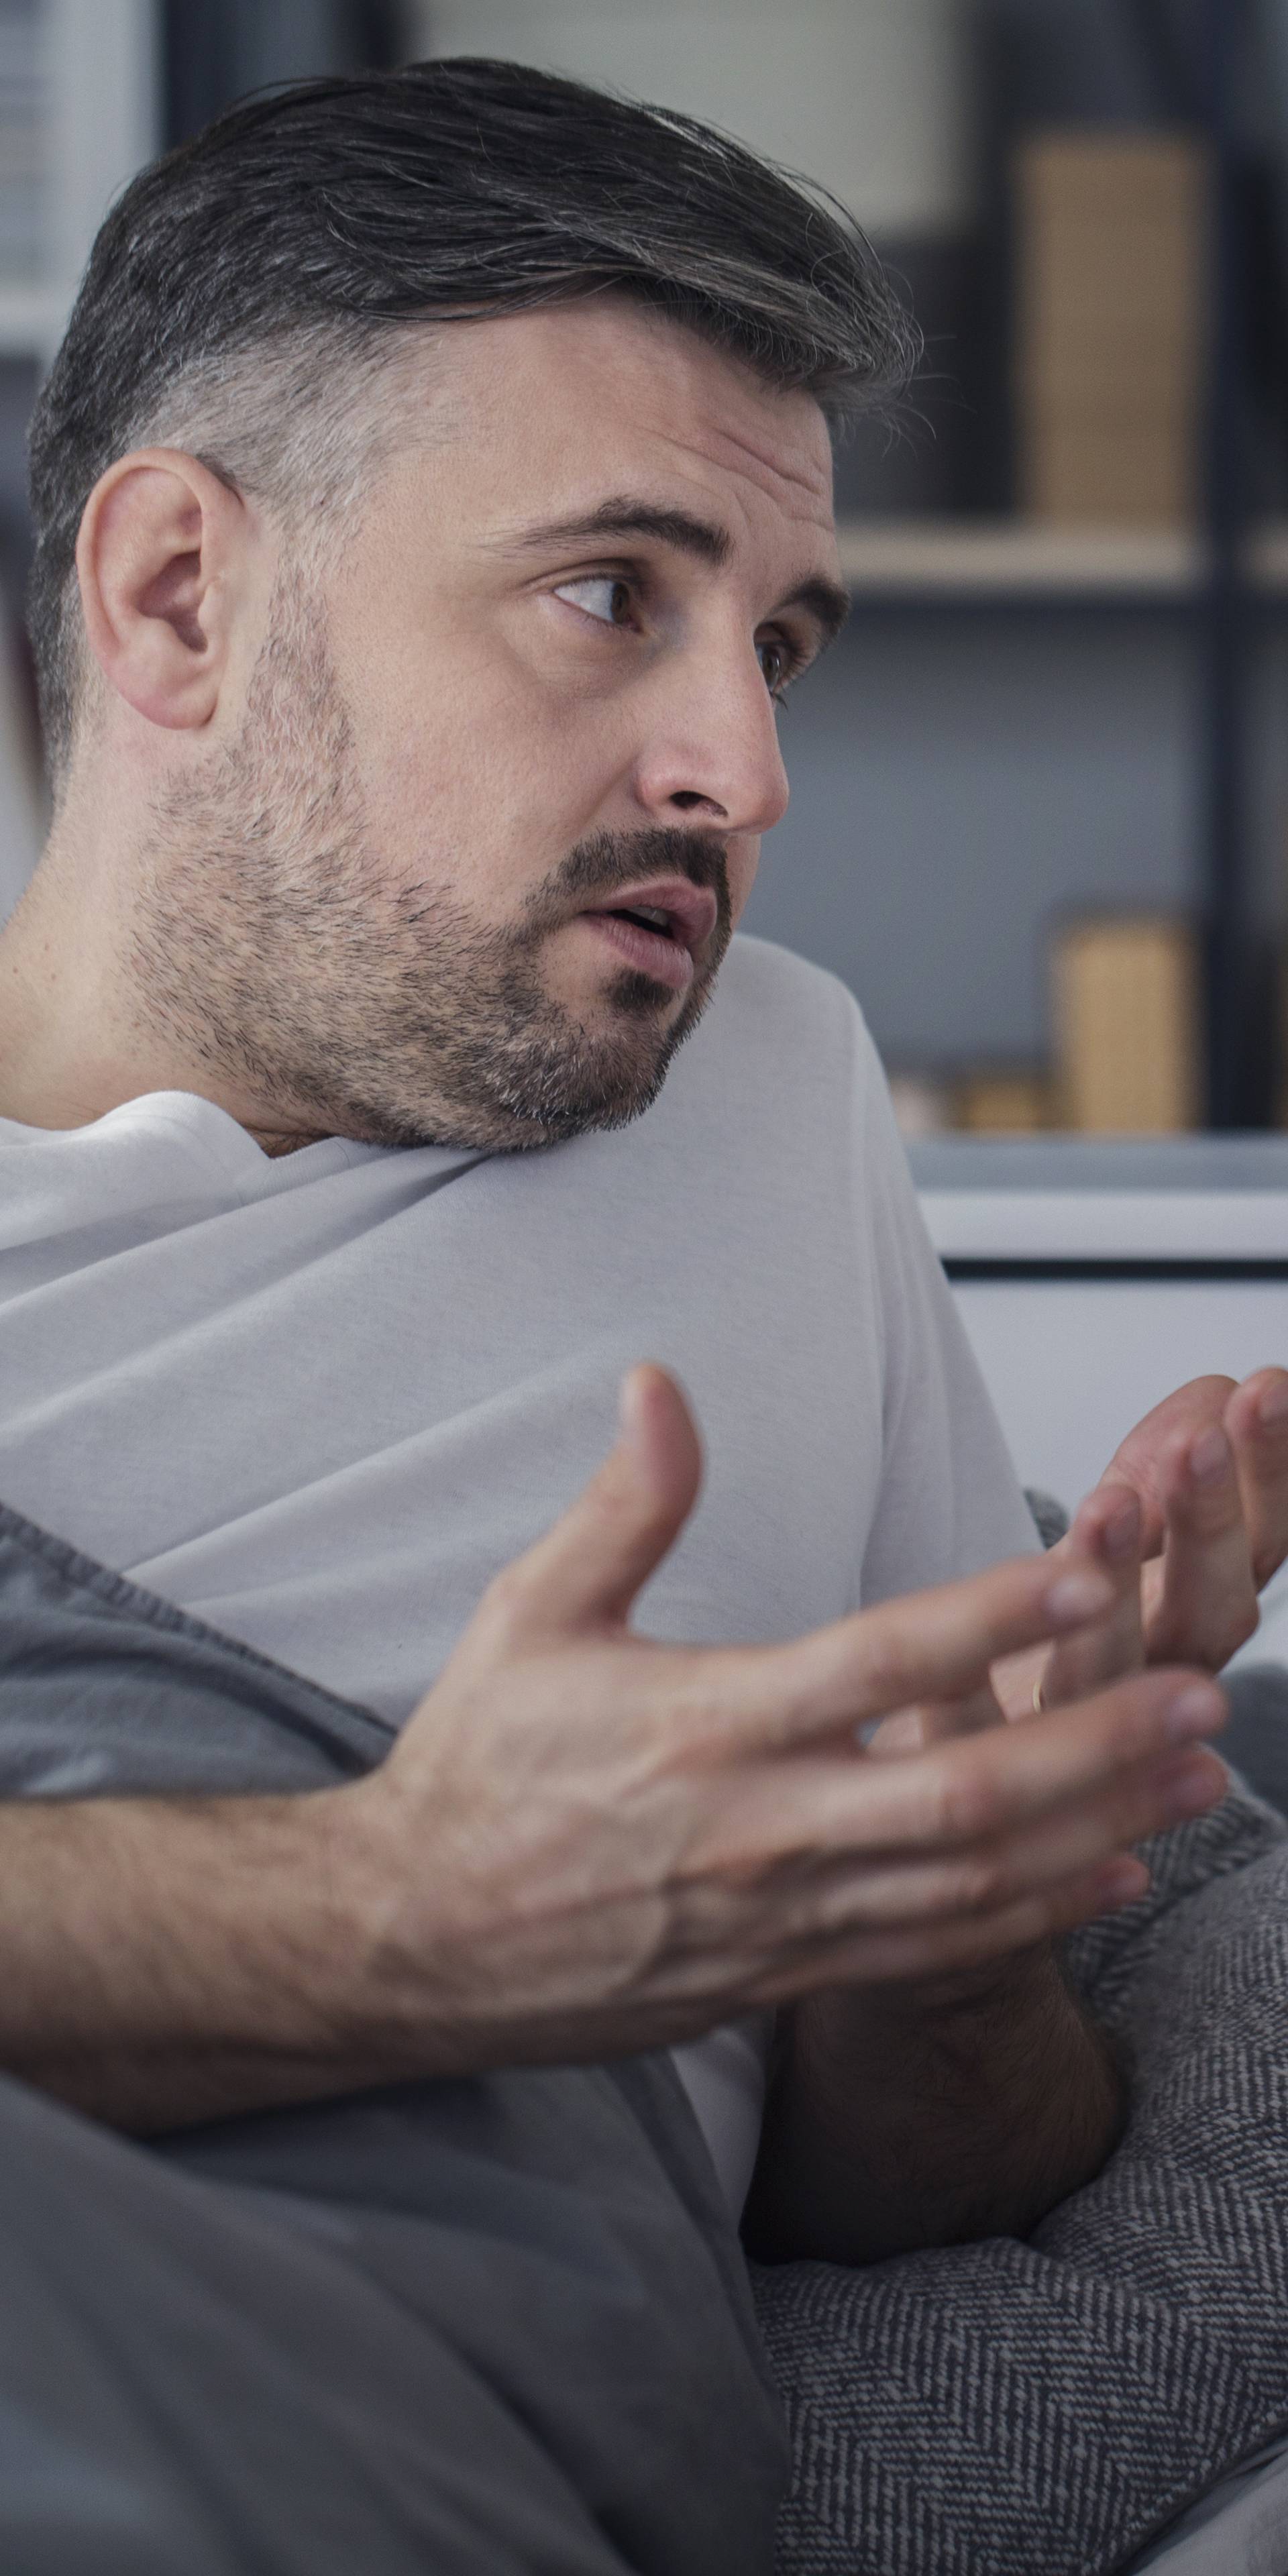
[835,516,1288,603]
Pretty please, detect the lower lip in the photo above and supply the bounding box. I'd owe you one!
[578,912,696,994]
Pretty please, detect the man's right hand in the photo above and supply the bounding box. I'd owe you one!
[0,1362,1227,2132]
[336,1363,1228,2073]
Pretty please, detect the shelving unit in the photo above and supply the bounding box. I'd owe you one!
[837,519,1204,600]
[837,517,1288,607]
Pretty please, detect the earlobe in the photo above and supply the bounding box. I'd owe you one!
[75,447,244,735]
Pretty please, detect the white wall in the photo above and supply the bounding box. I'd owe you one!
[413,0,976,236]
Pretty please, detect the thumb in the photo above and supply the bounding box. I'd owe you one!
[493,1364,703,1638]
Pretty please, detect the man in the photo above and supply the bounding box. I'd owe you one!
[0,55,1281,2575]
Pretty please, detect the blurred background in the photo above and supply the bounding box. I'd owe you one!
[3,0,1288,1137]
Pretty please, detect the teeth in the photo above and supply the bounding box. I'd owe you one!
[632,906,670,929]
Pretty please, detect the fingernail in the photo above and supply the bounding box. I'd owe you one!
[1189,1426,1230,1483]
[1164,1682,1224,1743]
[1258,1381,1288,1430]
[1046,1570,1115,1623]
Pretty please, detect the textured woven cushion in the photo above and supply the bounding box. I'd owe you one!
[749,1774,1288,2576]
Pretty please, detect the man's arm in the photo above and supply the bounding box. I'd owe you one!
[0,1788,400,2131]
[742,1947,1127,2265]
[0,1368,1226,2140]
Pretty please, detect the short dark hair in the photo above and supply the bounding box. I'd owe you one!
[27,54,917,776]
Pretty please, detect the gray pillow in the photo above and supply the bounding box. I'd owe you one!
[749,1776,1288,2576]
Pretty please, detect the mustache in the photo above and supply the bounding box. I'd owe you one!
[527,826,731,924]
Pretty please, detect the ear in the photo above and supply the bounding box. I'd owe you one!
[75,447,250,733]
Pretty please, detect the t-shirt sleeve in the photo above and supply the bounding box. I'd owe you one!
[846,1007,1041,1608]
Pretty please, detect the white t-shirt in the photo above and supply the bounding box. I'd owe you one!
[0,932,1035,2213]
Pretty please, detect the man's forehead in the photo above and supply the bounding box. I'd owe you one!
[442,298,837,546]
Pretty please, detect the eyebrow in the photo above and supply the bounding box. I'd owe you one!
[499,496,852,652]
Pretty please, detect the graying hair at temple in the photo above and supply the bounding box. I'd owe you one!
[25,51,919,784]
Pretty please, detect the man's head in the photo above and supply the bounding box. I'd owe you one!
[16,58,915,1154]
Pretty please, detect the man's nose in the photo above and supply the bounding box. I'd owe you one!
[631,649,791,837]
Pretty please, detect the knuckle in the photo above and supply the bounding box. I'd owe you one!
[480,1557,535,1632]
[926,1752,998,1846]
[855,1631,914,1716]
[659,1664,745,1762]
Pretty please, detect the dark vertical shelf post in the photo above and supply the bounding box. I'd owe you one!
[1198,0,1259,1127]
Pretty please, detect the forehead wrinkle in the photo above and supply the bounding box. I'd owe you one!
[702,415,833,509]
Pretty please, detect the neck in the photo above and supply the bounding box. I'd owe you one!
[0,810,327,1154]
[0,816,123,1133]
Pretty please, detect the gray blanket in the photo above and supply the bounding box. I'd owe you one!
[0,1499,788,2575]
[751,1756,1288,2576]
[3,1494,1287,2576]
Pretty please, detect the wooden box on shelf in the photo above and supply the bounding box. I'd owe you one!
[1051,912,1201,1131]
[1013,129,1211,529]
[953,1068,1053,1133]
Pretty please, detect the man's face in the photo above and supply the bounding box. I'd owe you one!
[133,299,846,1152]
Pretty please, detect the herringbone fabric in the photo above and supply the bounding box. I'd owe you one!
[750,1781,1288,2576]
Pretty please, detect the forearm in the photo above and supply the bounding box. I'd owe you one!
[0,1786,415,2131]
[743,1943,1126,2266]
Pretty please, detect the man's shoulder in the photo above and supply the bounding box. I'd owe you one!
[637,934,894,1182]
[698,933,874,1078]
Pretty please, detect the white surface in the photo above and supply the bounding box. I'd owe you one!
[952,1279,1288,1511]
[922,1189,1288,1260]
[913,1150,1288,1671]
[951,1277,1288,1671]
[415,0,976,234]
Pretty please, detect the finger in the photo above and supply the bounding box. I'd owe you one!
[1224,1367,1288,1590]
[1036,1481,1146,1708]
[861,1681,1003,1758]
[718,1554,1118,1753]
[737,1665,1228,1862]
[1096,1375,1239,1558]
[486,1363,702,1638]
[769,1743,1225,1945]
[756,1856,1156,2004]
[1143,1422,1258,1668]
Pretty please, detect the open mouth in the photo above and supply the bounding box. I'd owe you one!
[608,903,678,938]
[572,876,718,996]
[580,906,697,993]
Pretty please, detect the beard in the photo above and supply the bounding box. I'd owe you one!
[127,574,734,1152]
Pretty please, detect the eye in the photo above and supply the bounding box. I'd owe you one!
[553,574,635,628]
[757,635,796,703]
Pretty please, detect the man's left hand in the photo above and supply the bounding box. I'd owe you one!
[998,1365,1288,1718]
[759,1371,1282,2261]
